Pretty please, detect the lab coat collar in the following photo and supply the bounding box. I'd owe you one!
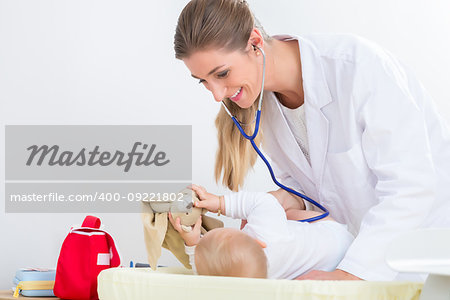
[272,34,333,108]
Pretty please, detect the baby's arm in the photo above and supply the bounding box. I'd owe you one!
[168,212,202,246]
[168,213,201,272]
[269,189,334,222]
[191,185,275,221]
[190,184,225,214]
[191,184,333,223]
[191,185,289,236]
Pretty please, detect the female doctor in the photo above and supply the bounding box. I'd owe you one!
[174,0,450,281]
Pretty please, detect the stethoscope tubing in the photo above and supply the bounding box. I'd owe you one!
[231,113,329,222]
[223,46,329,222]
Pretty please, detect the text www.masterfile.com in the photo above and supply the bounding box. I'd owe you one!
[9,192,185,202]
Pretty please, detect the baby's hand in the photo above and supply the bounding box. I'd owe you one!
[168,213,202,247]
[190,184,222,214]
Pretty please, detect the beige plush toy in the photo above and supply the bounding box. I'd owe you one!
[141,188,223,270]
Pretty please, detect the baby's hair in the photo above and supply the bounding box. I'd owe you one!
[195,228,267,278]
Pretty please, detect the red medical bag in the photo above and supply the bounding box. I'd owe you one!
[53,215,120,300]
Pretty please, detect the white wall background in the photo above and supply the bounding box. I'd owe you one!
[0,0,449,289]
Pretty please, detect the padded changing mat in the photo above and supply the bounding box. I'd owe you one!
[98,267,423,300]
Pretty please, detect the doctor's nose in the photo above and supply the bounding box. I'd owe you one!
[209,84,227,102]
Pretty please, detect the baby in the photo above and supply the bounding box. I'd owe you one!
[169,185,354,279]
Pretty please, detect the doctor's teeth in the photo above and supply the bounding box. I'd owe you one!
[232,88,241,98]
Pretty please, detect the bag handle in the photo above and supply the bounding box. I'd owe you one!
[81,215,101,229]
[80,215,120,266]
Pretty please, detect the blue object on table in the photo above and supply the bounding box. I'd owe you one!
[13,268,56,297]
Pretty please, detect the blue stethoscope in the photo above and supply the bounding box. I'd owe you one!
[220,45,329,223]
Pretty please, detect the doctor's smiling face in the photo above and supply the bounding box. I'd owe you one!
[182,38,264,109]
[175,0,270,191]
[174,0,268,109]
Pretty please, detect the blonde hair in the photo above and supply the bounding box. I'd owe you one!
[195,228,267,278]
[174,0,271,191]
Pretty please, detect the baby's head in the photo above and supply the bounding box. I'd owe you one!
[195,228,267,278]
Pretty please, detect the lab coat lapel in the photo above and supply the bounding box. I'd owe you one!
[261,35,333,195]
[305,98,330,191]
[299,36,333,191]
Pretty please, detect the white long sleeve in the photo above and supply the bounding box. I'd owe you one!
[337,49,437,280]
[224,192,290,242]
[184,244,197,274]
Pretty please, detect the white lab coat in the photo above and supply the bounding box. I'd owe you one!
[261,34,450,281]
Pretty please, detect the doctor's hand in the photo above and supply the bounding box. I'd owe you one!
[295,269,362,281]
[190,184,223,214]
[168,213,202,247]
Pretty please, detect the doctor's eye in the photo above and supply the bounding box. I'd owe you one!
[198,79,206,84]
[217,70,229,78]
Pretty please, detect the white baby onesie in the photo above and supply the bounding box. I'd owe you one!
[185,191,354,279]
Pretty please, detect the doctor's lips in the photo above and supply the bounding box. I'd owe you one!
[229,87,243,102]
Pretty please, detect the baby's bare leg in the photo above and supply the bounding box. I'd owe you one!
[270,189,334,222]
[286,208,334,222]
[269,189,305,211]
[286,209,308,221]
